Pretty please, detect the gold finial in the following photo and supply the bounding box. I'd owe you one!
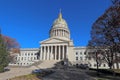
[58,9,62,20]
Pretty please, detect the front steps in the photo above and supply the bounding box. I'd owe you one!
[36,60,60,69]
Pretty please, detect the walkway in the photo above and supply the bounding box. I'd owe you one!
[0,67,34,80]
[43,69,95,80]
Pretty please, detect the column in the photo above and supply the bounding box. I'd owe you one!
[55,46,57,60]
[42,46,44,60]
[59,46,61,60]
[59,30,61,36]
[49,46,50,60]
[47,46,49,60]
[58,30,59,36]
[60,46,62,60]
[60,30,62,36]
[40,46,42,60]
[62,45,64,60]
[46,46,47,60]
[57,30,58,36]
[44,46,46,60]
[50,46,53,60]
[55,30,57,36]
[62,30,64,36]
[66,45,68,59]
[64,45,66,60]
[64,31,66,37]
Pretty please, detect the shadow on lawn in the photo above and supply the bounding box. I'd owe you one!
[86,68,120,80]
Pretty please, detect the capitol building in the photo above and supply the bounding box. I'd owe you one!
[10,11,120,69]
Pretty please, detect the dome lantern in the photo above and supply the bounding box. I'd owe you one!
[50,10,70,40]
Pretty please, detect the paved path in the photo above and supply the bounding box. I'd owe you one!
[0,67,95,80]
[0,67,34,80]
[42,69,95,80]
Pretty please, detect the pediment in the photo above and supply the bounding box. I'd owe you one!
[40,38,69,44]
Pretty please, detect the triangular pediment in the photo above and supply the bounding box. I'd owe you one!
[40,38,69,44]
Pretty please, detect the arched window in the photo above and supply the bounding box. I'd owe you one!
[103,64,106,67]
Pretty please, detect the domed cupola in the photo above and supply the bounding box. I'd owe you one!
[50,11,70,40]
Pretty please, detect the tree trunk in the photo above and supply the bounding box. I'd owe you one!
[97,61,100,76]
[115,52,119,69]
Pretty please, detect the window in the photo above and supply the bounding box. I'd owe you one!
[89,64,91,67]
[24,57,26,60]
[88,57,91,60]
[76,57,78,60]
[80,52,82,55]
[76,52,78,55]
[80,57,82,60]
[34,57,36,60]
[103,64,106,67]
[21,57,23,60]
[18,57,20,61]
[85,56,87,60]
[94,64,97,67]
[84,52,86,55]
[15,57,17,60]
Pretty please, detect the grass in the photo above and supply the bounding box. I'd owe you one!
[9,74,41,80]
[113,69,120,73]
[87,68,120,80]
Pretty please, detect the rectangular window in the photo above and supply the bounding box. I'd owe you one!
[94,64,97,67]
[80,57,82,60]
[88,57,91,60]
[76,57,78,60]
[80,52,82,55]
[76,52,78,55]
[85,56,87,60]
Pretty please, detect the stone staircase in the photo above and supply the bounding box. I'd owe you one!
[9,60,60,69]
[37,60,60,69]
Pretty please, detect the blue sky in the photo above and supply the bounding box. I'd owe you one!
[0,0,111,48]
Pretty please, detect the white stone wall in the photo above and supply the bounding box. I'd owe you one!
[15,48,39,66]
[9,46,120,69]
[74,47,88,64]
[74,47,120,69]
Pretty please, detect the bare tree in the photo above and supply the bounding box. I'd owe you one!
[87,0,120,69]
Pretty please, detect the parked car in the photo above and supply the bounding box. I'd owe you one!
[4,67,10,72]
[77,64,89,69]
[32,69,42,74]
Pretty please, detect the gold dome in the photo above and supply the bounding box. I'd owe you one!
[52,11,68,28]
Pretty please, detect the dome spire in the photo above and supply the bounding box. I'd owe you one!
[58,9,62,20]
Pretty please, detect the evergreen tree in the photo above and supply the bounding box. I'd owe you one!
[0,31,9,72]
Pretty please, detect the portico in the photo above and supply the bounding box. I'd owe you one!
[40,44,68,60]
